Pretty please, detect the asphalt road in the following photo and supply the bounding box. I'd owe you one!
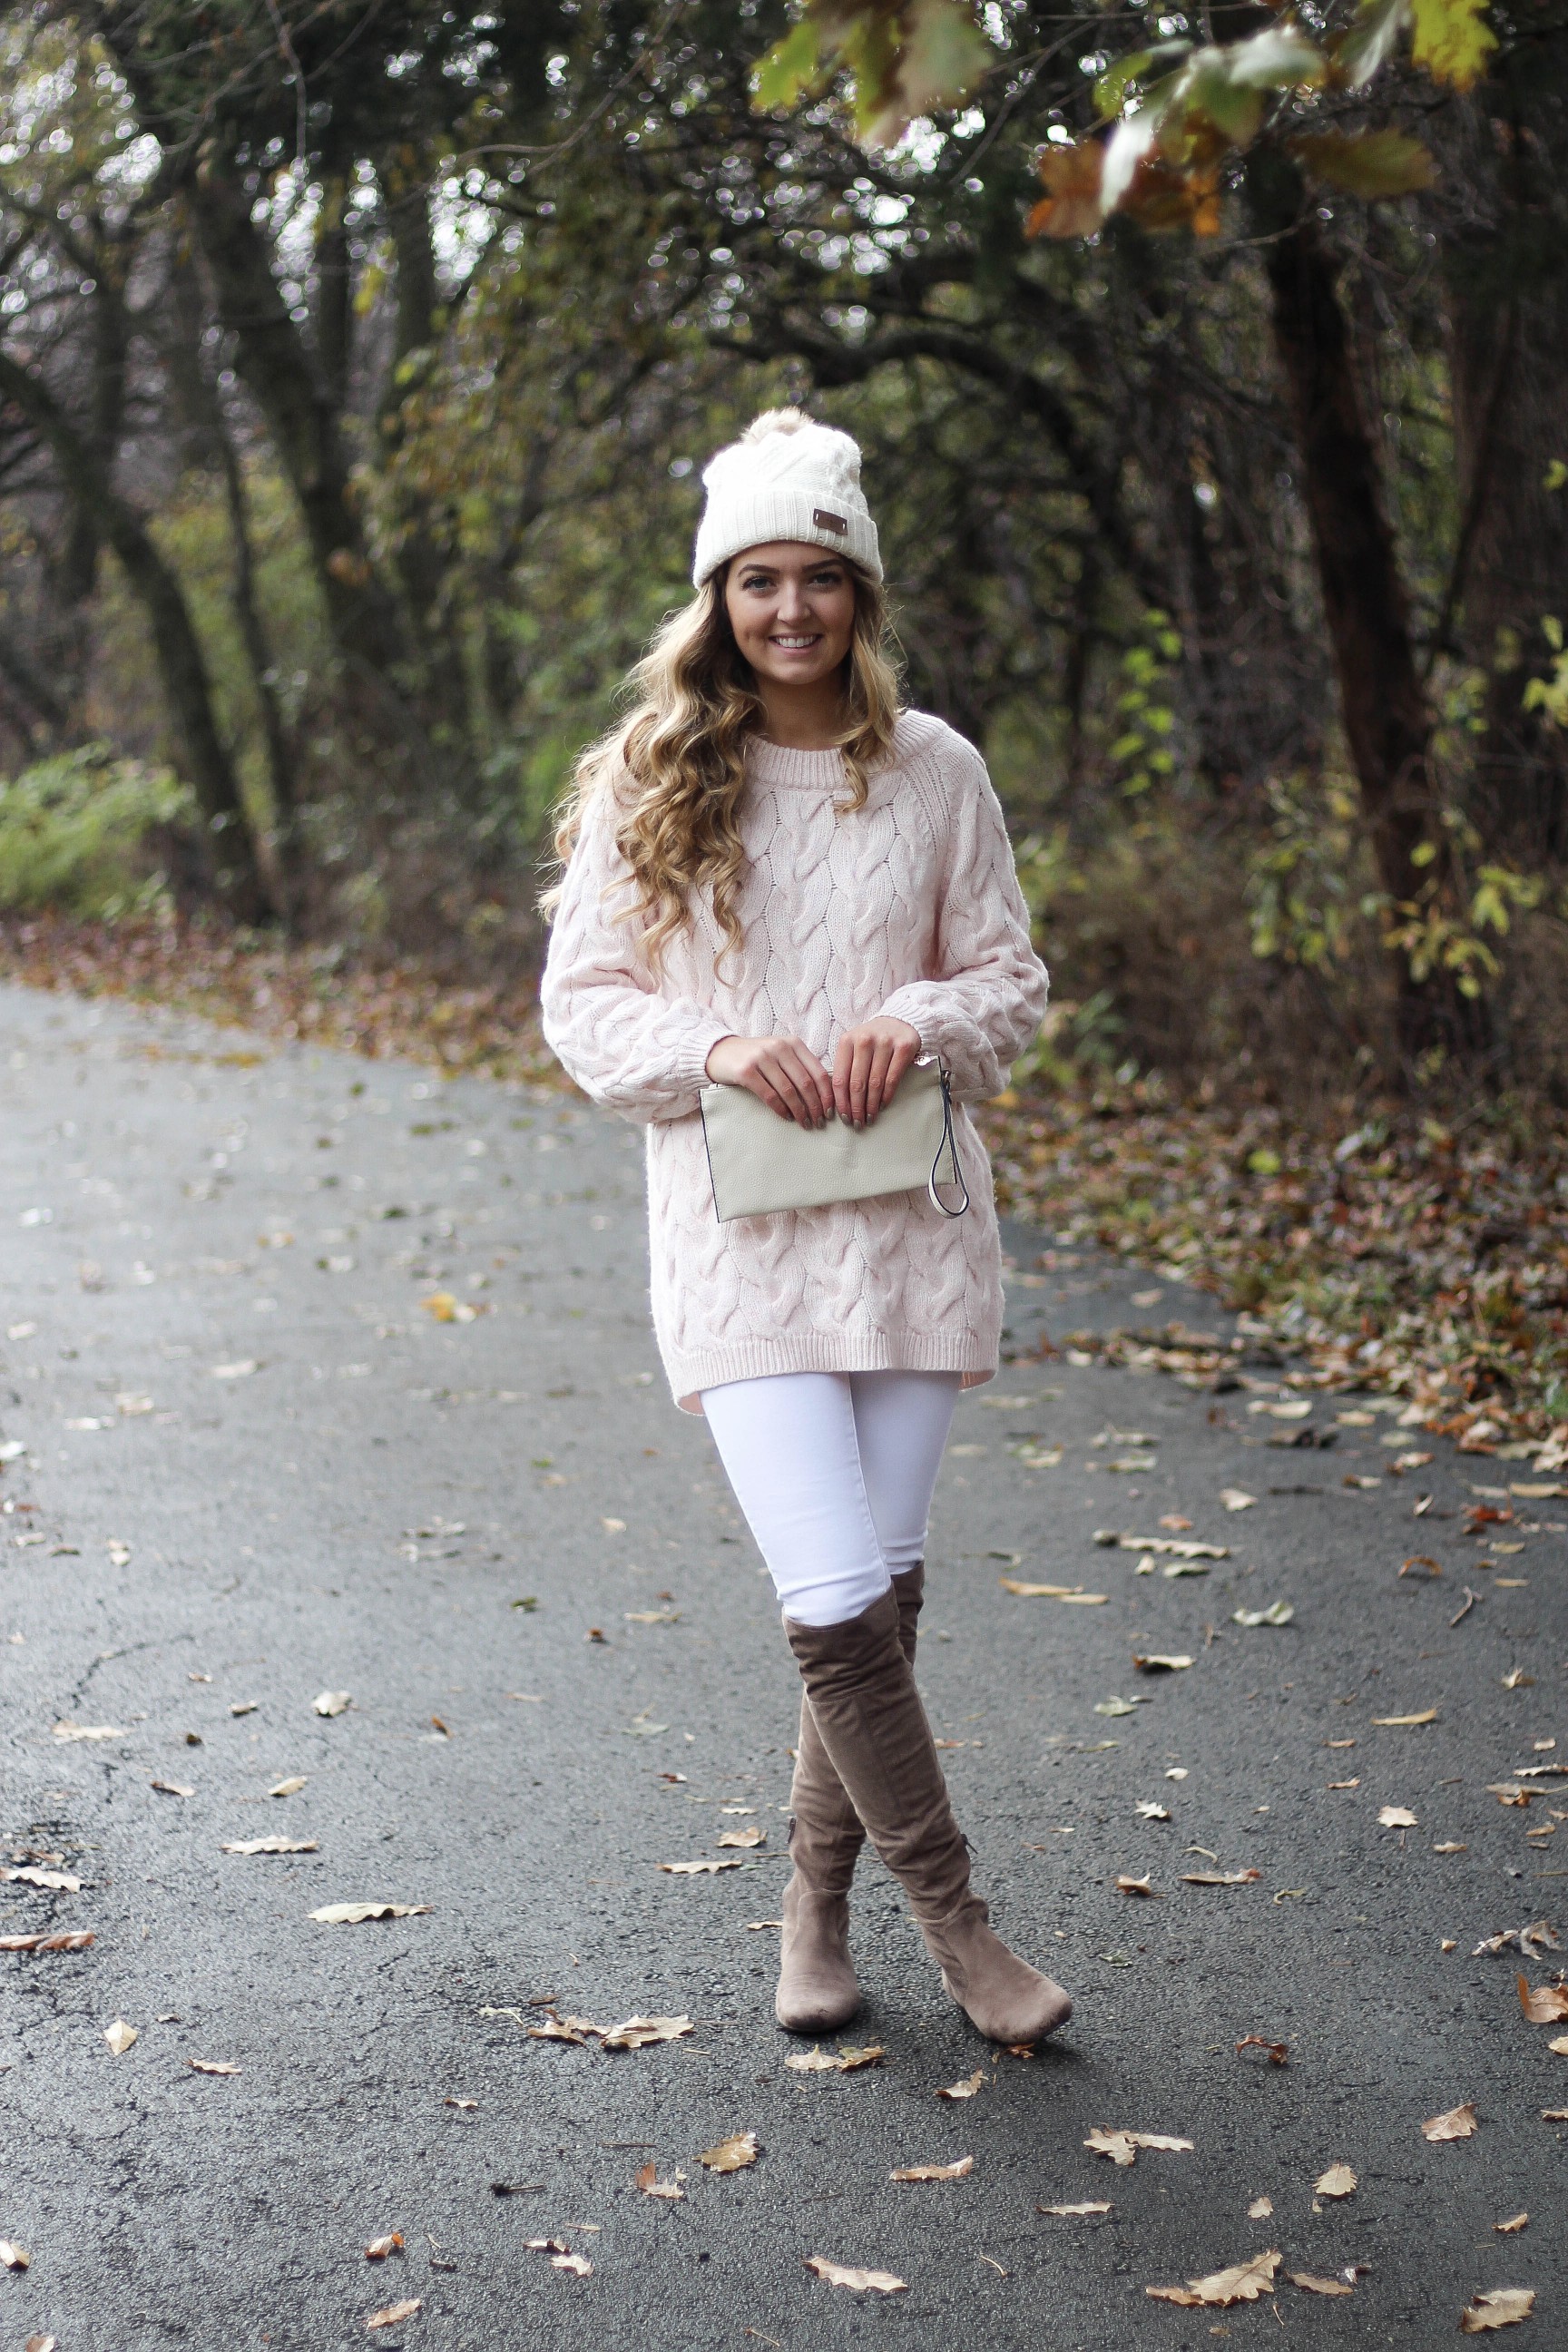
[1,978,1563,2351]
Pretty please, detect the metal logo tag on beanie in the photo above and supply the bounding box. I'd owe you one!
[812,508,848,534]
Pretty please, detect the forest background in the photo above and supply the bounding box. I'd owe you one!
[1,0,1566,1447]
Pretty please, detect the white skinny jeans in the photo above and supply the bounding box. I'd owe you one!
[701,1369,962,1627]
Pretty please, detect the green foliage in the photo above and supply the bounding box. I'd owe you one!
[1245,773,1367,971]
[0,746,191,918]
[1108,614,1181,798]
[754,0,995,147]
[1522,617,1568,730]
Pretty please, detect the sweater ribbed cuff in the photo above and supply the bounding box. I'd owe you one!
[676,1013,736,1092]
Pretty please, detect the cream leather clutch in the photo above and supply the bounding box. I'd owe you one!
[699,1056,969,1223]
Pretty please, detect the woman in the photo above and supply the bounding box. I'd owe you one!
[541,409,1070,2046]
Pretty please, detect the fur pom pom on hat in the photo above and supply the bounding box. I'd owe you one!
[691,408,882,585]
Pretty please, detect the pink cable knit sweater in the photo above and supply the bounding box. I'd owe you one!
[540,710,1049,1410]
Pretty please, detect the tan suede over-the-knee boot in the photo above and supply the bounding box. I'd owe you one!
[784,1586,1072,2045]
[775,1565,925,2034]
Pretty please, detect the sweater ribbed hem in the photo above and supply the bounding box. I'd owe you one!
[671,1331,998,1416]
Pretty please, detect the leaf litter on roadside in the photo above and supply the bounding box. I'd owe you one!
[365,2298,421,2329]
[804,2257,906,2295]
[1314,2162,1357,2198]
[1085,2127,1193,2166]
[936,2069,987,2101]
[636,2163,687,2200]
[309,1902,431,1925]
[1147,2249,1282,2306]
[890,2157,974,2181]
[1423,2102,1479,2141]
[699,2132,760,2172]
[221,1836,318,1855]
[786,2044,884,2074]
[1516,1975,1568,2023]
[1459,2288,1535,2332]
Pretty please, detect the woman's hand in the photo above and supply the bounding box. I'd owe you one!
[833,1016,922,1127]
[704,1033,835,1127]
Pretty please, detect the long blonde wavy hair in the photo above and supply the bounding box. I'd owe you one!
[544,547,902,973]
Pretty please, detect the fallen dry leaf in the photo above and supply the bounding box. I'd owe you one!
[103,2018,138,2055]
[660,1857,745,1875]
[698,2132,760,2172]
[890,2156,975,2181]
[1136,1799,1171,1820]
[421,1291,475,1324]
[1494,2214,1529,2234]
[1459,2288,1535,2332]
[309,1902,431,1925]
[1231,1602,1295,1628]
[1516,1975,1568,2024]
[936,2069,986,2101]
[1039,2200,1113,2216]
[1147,2248,1282,2308]
[0,1930,93,1952]
[1181,1869,1261,1887]
[1133,1653,1193,1672]
[786,2043,885,2074]
[25,2334,57,2351]
[1502,1669,1535,1690]
[221,1836,318,1855]
[187,2060,240,2075]
[601,2014,693,2049]
[314,1690,351,1717]
[270,1777,308,1797]
[1289,2271,1354,2297]
[999,1577,1106,1602]
[229,1700,259,1718]
[365,2298,421,2330]
[1116,1875,1161,1897]
[527,2017,593,2046]
[1372,1709,1438,1726]
[52,1721,126,1741]
[2,1865,81,1891]
[1248,2194,1273,2218]
[1377,1807,1418,1829]
[151,1779,194,1798]
[365,2233,405,2260]
[0,2242,29,2269]
[1314,2161,1357,2198]
[716,1826,766,1849]
[552,2252,593,2277]
[1095,1531,1228,1559]
[1548,2034,1568,2055]
[1236,2036,1289,2066]
[1085,2127,1193,2165]
[1423,2102,1479,2142]
[635,2162,686,2200]
[803,2256,906,2295]
[1220,1488,1257,1511]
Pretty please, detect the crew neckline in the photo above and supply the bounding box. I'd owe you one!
[746,736,850,789]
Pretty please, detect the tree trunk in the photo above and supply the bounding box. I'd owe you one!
[0,352,267,921]
[1443,84,1568,861]
[191,142,411,681]
[1246,152,1475,1067]
[167,241,299,921]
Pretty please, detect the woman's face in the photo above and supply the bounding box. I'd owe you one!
[723,542,857,692]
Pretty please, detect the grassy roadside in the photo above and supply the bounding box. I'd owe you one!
[4,908,1565,1465]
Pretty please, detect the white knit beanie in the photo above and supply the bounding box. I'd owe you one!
[691,408,882,586]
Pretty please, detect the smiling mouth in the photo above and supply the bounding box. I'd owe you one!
[769,634,821,649]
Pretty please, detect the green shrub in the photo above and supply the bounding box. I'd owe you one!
[0,745,192,918]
